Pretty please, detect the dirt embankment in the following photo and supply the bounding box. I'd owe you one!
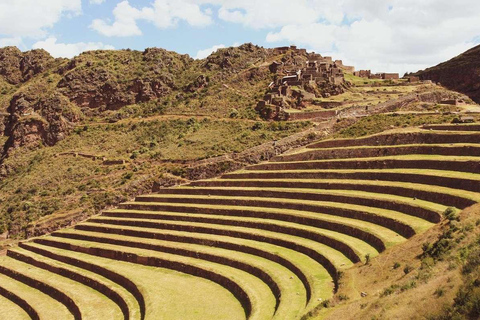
[276,145,480,162]
[307,131,480,148]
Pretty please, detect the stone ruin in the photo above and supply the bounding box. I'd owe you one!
[354,70,400,80]
[256,46,355,120]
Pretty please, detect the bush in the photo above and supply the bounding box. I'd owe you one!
[229,108,239,118]
[404,265,414,275]
[443,207,459,221]
[381,284,399,297]
[365,253,371,265]
[435,287,446,297]
[251,122,264,131]
[338,294,349,301]
[393,262,401,269]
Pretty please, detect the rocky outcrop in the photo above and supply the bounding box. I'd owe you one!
[204,43,268,72]
[57,65,175,111]
[3,92,80,151]
[414,44,480,104]
[0,47,56,85]
[56,48,189,110]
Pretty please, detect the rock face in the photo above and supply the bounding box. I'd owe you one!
[3,92,80,151]
[414,44,480,104]
[0,47,56,85]
[56,48,189,110]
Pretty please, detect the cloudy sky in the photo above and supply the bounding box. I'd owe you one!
[1,0,479,75]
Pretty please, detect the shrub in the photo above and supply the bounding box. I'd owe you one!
[229,108,239,118]
[443,207,459,221]
[404,265,414,275]
[130,151,139,159]
[338,294,349,301]
[435,287,445,297]
[400,280,417,291]
[393,262,401,269]
[365,253,371,265]
[251,122,264,131]
[381,285,399,297]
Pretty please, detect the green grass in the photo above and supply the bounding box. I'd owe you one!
[80,216,354,268]
[63,221,335,310]
[295,143,480,153]
[28,238,248,320]
[333,113,456,138]
[0,289,30,320]
[166,186,447,214]
[50,227,308,320]
[125,194,432,235]
[234,168,480,182]
[95,209,380,260]
[37,235,277,320]
[0,117,311,240]
[202,178,480,204]
[11,244,142,320]
[252,154,480,165]
[0,255,122,319]
[0,271,72,319]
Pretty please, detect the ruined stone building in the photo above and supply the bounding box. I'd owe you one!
[355,70,400,80]
[256,47,352,120]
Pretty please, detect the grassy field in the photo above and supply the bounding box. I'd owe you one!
[0,289,30,320]
[22,240,248,320]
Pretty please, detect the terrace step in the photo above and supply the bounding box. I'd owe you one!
[90,213,377,263]
[306,131,480,148]
[1,252,122,320]
[221,169,480,193]
[18,242,145,319]
[27,239,246,320]
[246,155,480,174]
[147,187,444,223]
[0,279,39,320]
[422,124,480,131]
[0,271,72,319]
[121,197,430,237]
[43,228,308,319]
[274,144,480,162]
[189,179,479,209]
[72,218,353,283]
[37,235,278,320]
[12,243,142,320]
[0,257,80,320]
[52,222,334,314]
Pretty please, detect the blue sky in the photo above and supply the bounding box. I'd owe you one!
[1,0,480,75]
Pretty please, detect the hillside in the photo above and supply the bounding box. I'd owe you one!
[3,43,465,242]
[1,44,480,320]
[414,44,480,104]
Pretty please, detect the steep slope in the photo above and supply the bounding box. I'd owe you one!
[0,44,475,245]
[1,123,480,319]
[414,44,480,103]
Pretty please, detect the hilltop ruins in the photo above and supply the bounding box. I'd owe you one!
[256,46,400,120]
[256,46,354,120]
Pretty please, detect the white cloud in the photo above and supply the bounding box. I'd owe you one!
[194,44,226,59]
[90,1,151,37]
[204,0,344,28]
[0,37,22,47]
[32,37,114,58]
[90,0,105,4]
[91,0,212,37]
[0,0,81,38]
[263,0,480,75]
